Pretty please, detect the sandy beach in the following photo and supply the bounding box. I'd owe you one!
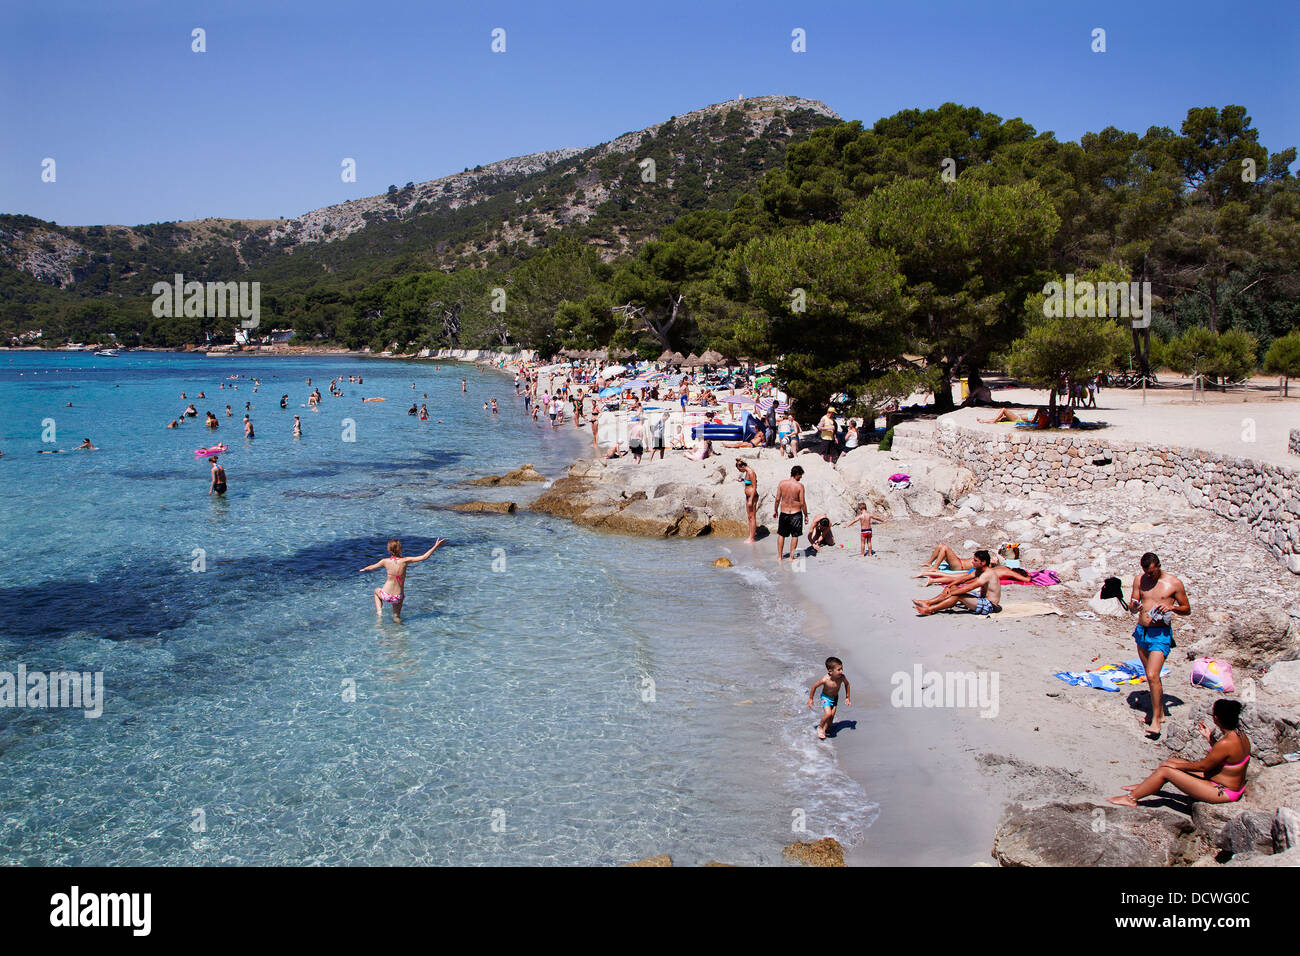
[503,364,1300,865]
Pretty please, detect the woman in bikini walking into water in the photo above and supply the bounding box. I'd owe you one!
[360,538,446,622]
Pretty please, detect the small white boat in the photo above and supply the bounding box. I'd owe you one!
[94,348,120,356]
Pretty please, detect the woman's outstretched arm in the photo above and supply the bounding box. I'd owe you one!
[406,538,448,563]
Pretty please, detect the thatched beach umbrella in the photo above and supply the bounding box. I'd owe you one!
[682,353,704,367]
[658,349,676,362]
[700,349,725,365]
[669,351,687,365]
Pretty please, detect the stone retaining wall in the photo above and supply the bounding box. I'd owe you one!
[893,420,1300,574]
[1290,429,1300,457]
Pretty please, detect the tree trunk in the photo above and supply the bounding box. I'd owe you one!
[932,361,955,412]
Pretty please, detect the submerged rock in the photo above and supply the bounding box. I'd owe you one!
[712,557,734,568]
[465,463,548,486]
[781,837,846,867]
[624,854,673,867]
[451,500,517,514]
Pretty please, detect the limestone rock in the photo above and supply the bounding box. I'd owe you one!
[624,854,673,867]
[1193,608,1300,668]
[993,802,1196,867]
[1262,660,1300,699]
[781,837,846,867]
[1273,807,1300,852]
[1224,846,1300,867]
[1216,810,1275,857]
[602,498,708,538]
[1088,595,1124,617]
[451,500,517,514]
[712,557,734,568]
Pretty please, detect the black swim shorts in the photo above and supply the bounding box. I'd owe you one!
[777,512,803,538]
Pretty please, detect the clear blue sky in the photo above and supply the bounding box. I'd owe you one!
[2,0,1296,226]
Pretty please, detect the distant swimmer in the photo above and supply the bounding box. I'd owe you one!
[226,405,233,417]
[408,404,418,416]
[168,420,179,429]
[209,456,227,496]
[461,379,466,392]
[185,403,198,417]
[243,416,255,439]
[75,438,96,450]
[490,398,498,414]
[197,391,206,399]
[293,415,302,438]
[419,404,429,421]
[360,537,447,623]
[280,395,288,409]
[205,412,219,429]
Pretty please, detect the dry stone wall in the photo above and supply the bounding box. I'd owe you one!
[1290,429,1300,457]
[893,421,1300,574]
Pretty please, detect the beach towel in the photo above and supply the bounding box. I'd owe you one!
[1191,657,1235,693]
[1053,658,1170,692]
[1006,569,1061,586]
[993,601,1062,619]
[888,473,911,490]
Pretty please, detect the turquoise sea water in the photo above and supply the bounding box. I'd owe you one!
[0,351,872,865]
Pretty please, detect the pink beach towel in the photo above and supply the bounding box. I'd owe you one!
[1007,569,1061,586]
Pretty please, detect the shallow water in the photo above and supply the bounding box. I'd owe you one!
[0,352,870,865]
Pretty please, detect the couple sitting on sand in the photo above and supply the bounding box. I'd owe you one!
[913,549,1002,616]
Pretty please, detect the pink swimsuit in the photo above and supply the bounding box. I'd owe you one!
[376,562,405,604]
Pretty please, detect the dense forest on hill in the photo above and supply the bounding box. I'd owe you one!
[3,100,1297,418]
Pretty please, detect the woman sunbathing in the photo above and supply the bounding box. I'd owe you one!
[1108,699,1251,806]
[919,564,1031,585]
[978,408,1027,424]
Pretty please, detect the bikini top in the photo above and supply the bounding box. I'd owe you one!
[1222,731,1250,769]
[387,561,405,582]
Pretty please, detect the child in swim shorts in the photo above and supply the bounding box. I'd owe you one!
[808,656,852,741]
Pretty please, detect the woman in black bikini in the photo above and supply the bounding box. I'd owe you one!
[209,456,227,496]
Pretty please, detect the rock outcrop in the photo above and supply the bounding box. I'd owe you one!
[992,802,1196,866]
[1163,704,1300,767]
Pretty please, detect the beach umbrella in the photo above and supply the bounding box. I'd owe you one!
[598,386,623,398]
[658,349,677,362]
[622,379,652,390]
[721,394,756,407]
[700,349,725,365]
[601,365,628,377]
[682,353,704,367]
[754,375,772,385]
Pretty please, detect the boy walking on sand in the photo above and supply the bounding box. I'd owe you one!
[808,657,851,740]
[844,502,887,556]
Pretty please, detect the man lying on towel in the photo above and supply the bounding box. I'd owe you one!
[914,550,1002,616]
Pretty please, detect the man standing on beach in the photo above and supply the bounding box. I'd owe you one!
[1129,552,1190,739]
[774,465,808,563]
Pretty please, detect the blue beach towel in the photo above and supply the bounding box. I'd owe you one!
[1053,658,1169,693]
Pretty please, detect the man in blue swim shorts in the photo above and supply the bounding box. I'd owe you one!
[1128,552,1191,739]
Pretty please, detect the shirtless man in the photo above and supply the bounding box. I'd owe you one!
[773,465,808,563]
[913,550,1002,616]
[1129,552,1191,739]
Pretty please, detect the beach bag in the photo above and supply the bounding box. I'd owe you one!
[1191,658,1234,693]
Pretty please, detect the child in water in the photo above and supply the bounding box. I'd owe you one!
[808,657,852,740]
